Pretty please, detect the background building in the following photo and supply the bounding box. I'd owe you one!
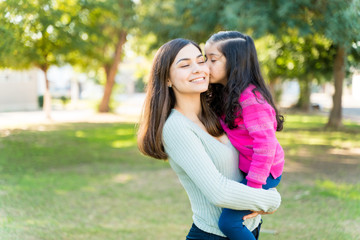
[0,69,39,111]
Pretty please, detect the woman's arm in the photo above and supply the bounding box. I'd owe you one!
[163,118,281,213]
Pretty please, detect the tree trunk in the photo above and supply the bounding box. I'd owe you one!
[98,31,127,112]
[40,66,52,120]
[268,77,282,106]
[326,46,345,129]
[296,77,311,112]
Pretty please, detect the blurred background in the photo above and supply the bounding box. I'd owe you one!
[0,0,359,239]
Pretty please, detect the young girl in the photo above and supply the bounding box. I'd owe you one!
[205,31,285,240]
[137,38,281,240]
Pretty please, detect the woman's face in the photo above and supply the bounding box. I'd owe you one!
[204,41,227,86]
[169,44,209,96]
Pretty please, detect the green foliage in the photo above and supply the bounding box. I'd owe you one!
[38,95,44,108]
[0,0,137,72]
[0,0,83,70]
[138,0,359,82]
[67,0,136,71]
[137,0,223,51]
[256,33,335,82]
[134,77,146,92]
[271,0,360,51]
[60,96,70,106]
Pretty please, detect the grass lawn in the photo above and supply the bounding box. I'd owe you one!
[0,114,359,240]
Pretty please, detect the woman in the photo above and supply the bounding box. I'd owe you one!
[137,38,281,239]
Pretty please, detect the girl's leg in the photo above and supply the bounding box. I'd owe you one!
[241,174,281,189]
[218,208,256,240]
[219,174,281,239]
[263,174,282,190]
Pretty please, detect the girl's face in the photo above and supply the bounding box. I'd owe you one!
[204,42,227,86]
[169,44,209,96]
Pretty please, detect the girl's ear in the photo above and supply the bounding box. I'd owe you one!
[167,80,172,88]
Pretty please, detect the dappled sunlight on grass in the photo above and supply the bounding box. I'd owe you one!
[283,114,327,130]
[54,189,69,195]
[285,114,328,124]
[278,127,360,151]
[315,180,360,201]
[80,186,97,192]
[328,148,360,157]
[111,140,135,148]
[112,173,135,184]
[283,160,311,173]
[116,129,135,136]
[75,130,86,138]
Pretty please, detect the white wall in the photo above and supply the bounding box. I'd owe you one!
[0,69,39,111]
[353,71,360,100]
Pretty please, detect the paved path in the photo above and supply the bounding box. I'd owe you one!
[0,93,359,129]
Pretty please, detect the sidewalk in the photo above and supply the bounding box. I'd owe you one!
[0,93,359,129]
[0,109,143,130]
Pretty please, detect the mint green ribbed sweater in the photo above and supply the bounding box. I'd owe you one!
[162,109,281,237]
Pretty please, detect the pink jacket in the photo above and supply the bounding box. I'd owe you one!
[220,85,284,188]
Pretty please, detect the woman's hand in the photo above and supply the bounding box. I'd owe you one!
[243,209,277,220]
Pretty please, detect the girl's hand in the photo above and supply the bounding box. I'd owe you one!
[243,209,277,220]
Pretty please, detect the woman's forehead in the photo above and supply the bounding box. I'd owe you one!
[175,44,202,60]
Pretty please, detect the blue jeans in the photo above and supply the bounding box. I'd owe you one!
[186,220,262,240]
[218,173,282,240]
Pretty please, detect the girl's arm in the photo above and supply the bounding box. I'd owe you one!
[240,92,279,188]
[163,118,281,213]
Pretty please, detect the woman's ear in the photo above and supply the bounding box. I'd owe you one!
[167,80,172,88]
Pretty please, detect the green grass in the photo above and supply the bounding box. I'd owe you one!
[0,115,359,239]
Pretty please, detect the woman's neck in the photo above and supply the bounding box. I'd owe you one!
[174,94,202,122]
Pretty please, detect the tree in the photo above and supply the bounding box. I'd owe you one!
[321,0,360,129]
[271,0,360,128]
[137,0,223,50]
[0,0,82,119]
[219,0,360,128]
[257,32,336,111]
[68,0,135,113]
[1,0,136,115]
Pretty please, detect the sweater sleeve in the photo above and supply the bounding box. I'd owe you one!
[240,92,278,188]
[163,118,281,212]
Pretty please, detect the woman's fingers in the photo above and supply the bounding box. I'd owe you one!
[243,211,260,220]
[243,209,277,220]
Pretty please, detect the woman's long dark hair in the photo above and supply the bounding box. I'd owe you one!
[137,38,223,160]
[207,31,284,131]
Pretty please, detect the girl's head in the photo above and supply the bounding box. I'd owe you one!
[205,31,284,130]
[138,39,222,160]
[205,31,261,88]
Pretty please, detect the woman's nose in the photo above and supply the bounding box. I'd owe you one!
[192,64,200,73]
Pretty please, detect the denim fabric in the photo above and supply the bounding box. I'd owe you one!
[218,174,281,239]
[186,221,262,240]
[241,173,282,190]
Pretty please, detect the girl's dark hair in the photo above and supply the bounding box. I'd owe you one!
[137,38,223,160]
[207,31,284,131]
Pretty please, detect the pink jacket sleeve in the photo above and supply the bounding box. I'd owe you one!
[240,91,278,188]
